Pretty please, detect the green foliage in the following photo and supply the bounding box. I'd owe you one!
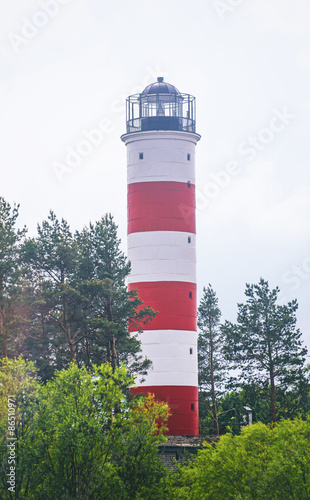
[198,285,226,435]
[0,356,39,499]
[222,278,308,422]
[167,417,310,499]
[19,211,155,380]
[217,384,271,434]
[201,373,310,436]
[0,198,27,358]
[0,199,26,296]
[0,357,169,500]
[75,215,156,372]
[21,211,85,369]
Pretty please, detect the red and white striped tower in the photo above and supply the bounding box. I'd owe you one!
[121,77,200,435]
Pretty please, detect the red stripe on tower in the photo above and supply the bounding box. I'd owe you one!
[128,281,197,331]
[128,181,196,234]
[121,77,201,435]
[133,386,199,435]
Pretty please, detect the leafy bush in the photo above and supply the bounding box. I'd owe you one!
[0,357,169,499]
[168,417,310,499]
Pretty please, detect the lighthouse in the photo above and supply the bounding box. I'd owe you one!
[121,77,200,435]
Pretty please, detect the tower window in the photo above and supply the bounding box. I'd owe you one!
[191,403,194,411]
[187,181,191,188]
[139,152,144,160]
[189,292,192,299]
[187,153,191,161]
[189,348,193,355]
[188,236,191,243]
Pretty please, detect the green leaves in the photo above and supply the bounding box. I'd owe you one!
[0,199,27,358]
[74,216,155,372]
[168,418,310,499]
[0,198,26,286]
[222,278,308,422]
[16,210,156,378]
[0,358,169,500]
[197,285,225,436]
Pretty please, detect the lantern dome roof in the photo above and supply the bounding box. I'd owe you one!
[141,77,180,95]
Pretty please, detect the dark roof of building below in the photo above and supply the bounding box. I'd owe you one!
[158,435,218,448]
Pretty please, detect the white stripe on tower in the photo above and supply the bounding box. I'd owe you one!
[128,232,196,284]
[122,79,200,435]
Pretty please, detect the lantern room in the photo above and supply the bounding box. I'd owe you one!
[125,77,196,134]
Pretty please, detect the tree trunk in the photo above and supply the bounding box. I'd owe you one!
[270,366,277,423]
[107,297,117,372]
[266,321,276,423]
[210,330,219,436]
[66,325,76,361]
[40,312,48,362]
[85,334,91,366]
[111,334,117,373]
[63,298,76,362]
[0,307,7,357]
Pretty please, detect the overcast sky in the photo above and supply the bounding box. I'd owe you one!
[1,0,310,353]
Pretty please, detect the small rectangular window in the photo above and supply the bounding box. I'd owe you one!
[188,236,191,243]
[139,153,143,160]
[187,153,191,161]
[187,181,191,188]
[191,403,194,411]
[189,348,193,355]
[189,292,192,299]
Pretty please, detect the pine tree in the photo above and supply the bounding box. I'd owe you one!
[75,214,156,373]
[22,212,155,379]
[198,284,226,435]
[22,211,83,369]
[0,198,26,358]
[222,278,308,423]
